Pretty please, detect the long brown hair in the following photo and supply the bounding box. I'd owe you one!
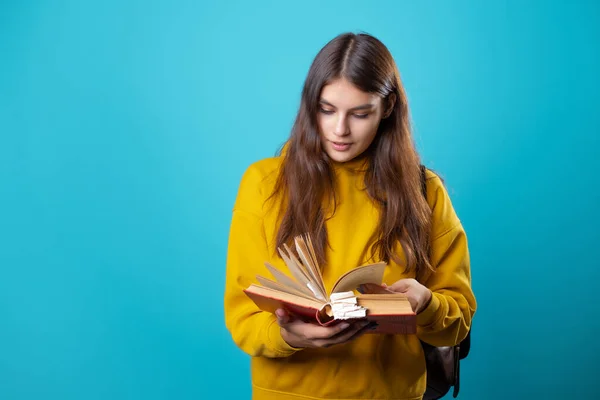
[270,32,433,275]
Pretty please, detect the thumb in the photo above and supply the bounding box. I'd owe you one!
[275,308,291,325]
[387,279,412,293]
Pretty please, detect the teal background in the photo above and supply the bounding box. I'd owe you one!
[1,1,598,399]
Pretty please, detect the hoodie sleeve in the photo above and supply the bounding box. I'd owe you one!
[415,172,477,347]
[223,163,301,358]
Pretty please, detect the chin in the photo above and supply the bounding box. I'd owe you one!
[326,151,357,163]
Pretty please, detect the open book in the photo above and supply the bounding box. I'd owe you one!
[243,234,416,334]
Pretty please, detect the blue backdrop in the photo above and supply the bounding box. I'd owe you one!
[1,1,599,399]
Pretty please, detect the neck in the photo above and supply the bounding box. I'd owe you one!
[330,153,370,172]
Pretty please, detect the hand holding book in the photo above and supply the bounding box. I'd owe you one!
[275,308,373,349]
[243,234,418,335]
[384,279,433,314]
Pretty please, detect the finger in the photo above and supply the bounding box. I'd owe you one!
[387,279,411,293]
[359,283,394,294]
[275,308,291,325]
[318,321,371,347]
[338,323,371,344]
[349,321,377,340]
[332,320,370,340]
[297,321,351,340]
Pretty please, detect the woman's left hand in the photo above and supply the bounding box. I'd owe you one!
[385,279,432,314]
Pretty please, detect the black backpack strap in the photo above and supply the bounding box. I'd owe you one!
[418,165,471,399]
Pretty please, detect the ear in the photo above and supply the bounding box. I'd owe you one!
[383,93,397,118]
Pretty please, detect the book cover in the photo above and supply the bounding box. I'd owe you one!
[243,234,416,334]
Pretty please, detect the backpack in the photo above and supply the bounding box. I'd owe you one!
[419,165,472,399]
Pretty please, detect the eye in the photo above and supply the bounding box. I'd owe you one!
[353,113,369,119]
[319,107,334,115]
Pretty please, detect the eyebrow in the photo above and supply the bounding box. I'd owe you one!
[319,99,374,111]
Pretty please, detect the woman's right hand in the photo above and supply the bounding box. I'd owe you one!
[275,308,371,349]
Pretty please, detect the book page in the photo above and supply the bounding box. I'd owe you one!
[331,262,386,294]
[294,236,327,299]
[279,246,325,301]
[265,262,315,298]
[256,275,317,300]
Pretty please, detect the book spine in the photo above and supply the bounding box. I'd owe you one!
[366,315,417,335]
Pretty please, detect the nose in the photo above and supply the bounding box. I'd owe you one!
[333,114,350,137]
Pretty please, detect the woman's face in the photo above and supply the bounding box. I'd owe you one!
[317,77,388,163]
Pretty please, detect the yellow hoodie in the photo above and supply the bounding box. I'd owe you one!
[224,155,476,400]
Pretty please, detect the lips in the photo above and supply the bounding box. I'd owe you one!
[331,141,352,151]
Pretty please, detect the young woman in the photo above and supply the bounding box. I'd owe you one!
[224,32,476,400]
